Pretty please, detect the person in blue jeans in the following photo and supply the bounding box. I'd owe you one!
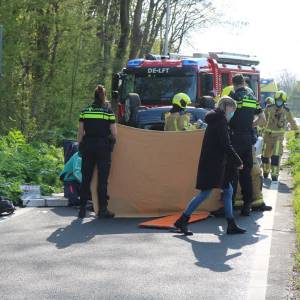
[174,97,246,235]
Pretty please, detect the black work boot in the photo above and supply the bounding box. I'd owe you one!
[263,172,269,179]
[98,209,115,219]
[240,204,251,216]
[174,214,193,236]
[271,175,278,181]
[252,203,272,211]
[227,218,246,234]
[78,206,86,219]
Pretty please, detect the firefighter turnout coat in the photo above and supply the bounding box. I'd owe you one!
[262,104,298,178]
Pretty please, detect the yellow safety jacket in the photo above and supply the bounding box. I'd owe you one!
[164,112,196,131]
[221,85,234,97]
[263,104,298,136]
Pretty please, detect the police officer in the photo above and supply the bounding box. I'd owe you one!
[78,85,117,219]
[262,90,299,181]
[164,93,192,131]
[229,74,266,216]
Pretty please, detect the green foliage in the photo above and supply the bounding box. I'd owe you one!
[287,132,300,287]
[0,130,63,205]
[289,81,300,116]
[286,132,300,174]
[0,0,218,140]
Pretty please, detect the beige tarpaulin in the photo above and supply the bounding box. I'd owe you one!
[91,125,222,217]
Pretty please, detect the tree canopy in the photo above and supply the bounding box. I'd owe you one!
[0,0,217,141]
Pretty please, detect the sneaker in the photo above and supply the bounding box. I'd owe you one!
[98,209,115,218]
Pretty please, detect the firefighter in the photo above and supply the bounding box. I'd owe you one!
[262,90,299,181]
[164,93,192,131]
[229,74,266,216]
[265,96,274,107]
[221,85,234,97]
[77,85,117,219]
[235,146,272,212]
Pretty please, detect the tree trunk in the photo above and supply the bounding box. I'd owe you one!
[31,7,50,121]
[47,2,60,80]
[143,5,166,55]
[129,0,143,59]
[96,0,119,84]
[113,0,130,73]
[139,0,155,57]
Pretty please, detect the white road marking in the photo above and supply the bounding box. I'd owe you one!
[247,180,279,300]
[0,207,34,223]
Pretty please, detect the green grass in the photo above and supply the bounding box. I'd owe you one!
[286,132,300,283]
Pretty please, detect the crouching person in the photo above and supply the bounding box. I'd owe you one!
[60,151,82,206]
[174,97,246,235]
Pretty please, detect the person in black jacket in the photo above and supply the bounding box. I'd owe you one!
[174,96,246,235]
[77,85,117,219]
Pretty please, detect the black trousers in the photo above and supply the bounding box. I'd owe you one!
[80,141,111,213]
[232,146,253,206]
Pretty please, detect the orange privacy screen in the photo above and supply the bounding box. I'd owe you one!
[91,125,222,217]
[138,212,210,229]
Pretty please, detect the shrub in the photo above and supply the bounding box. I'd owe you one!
[0,130,64,205]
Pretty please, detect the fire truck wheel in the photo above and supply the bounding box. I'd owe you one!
[124,93,141,126]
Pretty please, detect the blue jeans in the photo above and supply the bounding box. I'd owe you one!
[184,184,234,219]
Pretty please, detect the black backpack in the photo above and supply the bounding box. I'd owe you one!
[0,197,15,216]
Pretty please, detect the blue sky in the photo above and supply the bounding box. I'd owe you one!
[182,0,300,80]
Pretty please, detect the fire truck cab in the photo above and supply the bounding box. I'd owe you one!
[112,52,260,124]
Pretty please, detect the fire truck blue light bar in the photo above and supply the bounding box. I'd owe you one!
[127,59,144,67]
[182,59,199,66]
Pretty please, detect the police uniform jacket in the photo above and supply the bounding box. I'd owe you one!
[229,87,262,150]
[79,103,116,153]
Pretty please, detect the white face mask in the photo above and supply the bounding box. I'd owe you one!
[276,100,283,107]
[226,111,235,121]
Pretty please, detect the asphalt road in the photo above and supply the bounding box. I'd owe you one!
[0,169,296,300]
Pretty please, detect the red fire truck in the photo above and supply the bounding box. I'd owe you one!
[112,52,260,125]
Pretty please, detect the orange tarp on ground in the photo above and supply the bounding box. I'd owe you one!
[91,125,222,217]
[138,212,210,229]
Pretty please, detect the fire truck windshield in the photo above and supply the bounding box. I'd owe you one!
[123,73,197,105]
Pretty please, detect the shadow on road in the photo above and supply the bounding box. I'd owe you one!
[263,178,292,194]
[174,212,267,272]
[47,211,163,249]
[278,181,292,194]
[47,208,268,274]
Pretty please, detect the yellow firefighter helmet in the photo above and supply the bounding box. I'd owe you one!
[172,93,191,109]
[274,90,287,102]
[265,97,274,105]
